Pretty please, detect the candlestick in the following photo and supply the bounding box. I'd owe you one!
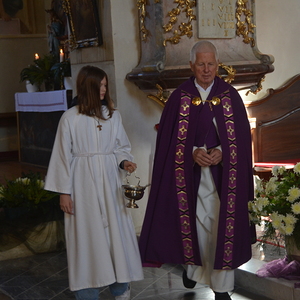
[60,49,64,62]
[34,53,39,60]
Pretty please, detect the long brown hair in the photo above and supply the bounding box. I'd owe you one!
[76,65,115,119]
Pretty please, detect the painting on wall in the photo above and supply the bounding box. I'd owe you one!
[63,0,102,50]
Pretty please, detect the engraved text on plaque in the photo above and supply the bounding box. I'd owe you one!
[197,0,236,39]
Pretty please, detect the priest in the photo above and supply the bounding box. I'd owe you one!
[139,41,254,300]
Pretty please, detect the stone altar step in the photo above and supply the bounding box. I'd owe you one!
[235,258,300,300]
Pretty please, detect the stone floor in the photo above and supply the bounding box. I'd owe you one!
[0,243,285,300]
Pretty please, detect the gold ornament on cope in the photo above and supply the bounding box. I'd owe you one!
[192,97,220,110]
[122,173,150,209]
[192,97,201,106]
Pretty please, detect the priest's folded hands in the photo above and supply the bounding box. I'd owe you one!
[193,147,222,167]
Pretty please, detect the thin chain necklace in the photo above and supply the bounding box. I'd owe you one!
[93,116,102,131]
[92,101,107,130]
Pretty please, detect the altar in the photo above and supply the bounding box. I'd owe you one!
[15,90,73,167]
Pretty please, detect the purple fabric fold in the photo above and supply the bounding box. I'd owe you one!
[256,256,300,288]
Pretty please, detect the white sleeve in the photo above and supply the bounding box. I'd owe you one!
[113,111,133,166]
[44,113,73,194]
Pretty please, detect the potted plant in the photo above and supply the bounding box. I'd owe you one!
[20,54,58,92]
[0,171,59,216]
[0,172,65,254]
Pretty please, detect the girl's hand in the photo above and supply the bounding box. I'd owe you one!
[123,161,137,173]
[60,194,74,215]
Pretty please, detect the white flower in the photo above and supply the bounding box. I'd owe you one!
[270,212,282,229]
[37,179,45,189]
[287,186,300,202]
[292,202,300,214]
[294,162,300,175]
[284,213,297,226]
[274,214,298,235]
[256,197,269,212]
[254,175,264,193]
[282,224,294,235]
[249,202,259,213]
[265,179,277,194]
[22,178,30,185]
[278,166,286,175]
[272,166,280,177]
[16,177,30,185]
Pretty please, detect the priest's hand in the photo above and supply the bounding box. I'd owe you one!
[60,194,74,215]
[193,148,222,167]
[124,161,137,173]
[207,148,222,165]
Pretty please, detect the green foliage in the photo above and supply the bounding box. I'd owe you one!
[20,54,58,91]
[51,59,71,80]
[0,172,58,209]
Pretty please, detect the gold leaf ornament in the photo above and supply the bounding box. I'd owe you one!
[163,0,196,46]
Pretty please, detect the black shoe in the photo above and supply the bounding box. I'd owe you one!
[182,269,197,289]
[214,292,232,300]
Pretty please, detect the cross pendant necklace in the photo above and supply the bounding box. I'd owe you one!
[94,117,102,131]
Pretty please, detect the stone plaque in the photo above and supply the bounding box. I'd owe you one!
[197,0,236,39]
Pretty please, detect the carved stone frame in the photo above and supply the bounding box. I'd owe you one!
[127,0,274,97]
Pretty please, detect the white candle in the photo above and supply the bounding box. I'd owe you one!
[60,49,64,62]
[34,53,39,60]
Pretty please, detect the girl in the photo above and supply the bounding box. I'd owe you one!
[45,66,144,300]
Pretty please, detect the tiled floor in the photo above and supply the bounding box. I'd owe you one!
[0,247,280,300]
[0,161,286,300]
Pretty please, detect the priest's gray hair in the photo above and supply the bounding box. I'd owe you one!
[190,41,219,64]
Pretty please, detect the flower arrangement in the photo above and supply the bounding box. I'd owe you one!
[249,163,300,249]
[0,172,58,210]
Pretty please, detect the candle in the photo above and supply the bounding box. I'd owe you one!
[60,49,64,62]
[34,53,39,60]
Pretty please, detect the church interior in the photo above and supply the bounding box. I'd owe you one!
[0,0,300,299]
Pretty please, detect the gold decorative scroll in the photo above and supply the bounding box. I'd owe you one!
[163,0,196,46]
[218,63,236,84]
[236,0,256,47]
[147,84,170,107]
[137,0,150,41]
[62,0,76,50]
[245,76,265,95]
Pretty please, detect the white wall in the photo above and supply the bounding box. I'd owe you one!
[243,0,300,102]
[109,0,163,233]
[108,0,300,232]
